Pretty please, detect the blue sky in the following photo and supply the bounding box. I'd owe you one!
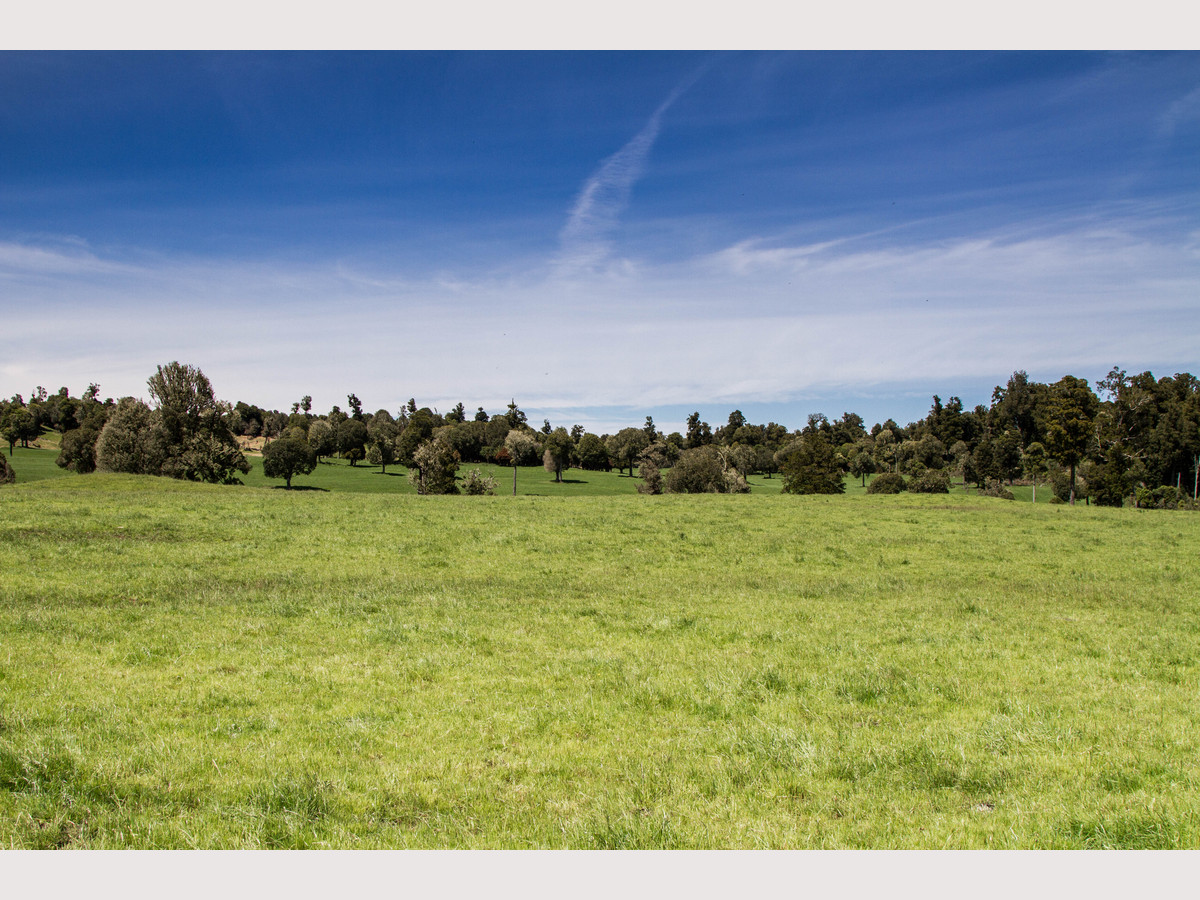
[3,50,1199,434]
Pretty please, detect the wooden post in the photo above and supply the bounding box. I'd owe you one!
[513,465,517,496]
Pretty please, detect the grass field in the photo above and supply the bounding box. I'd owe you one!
[2,463,1198,848]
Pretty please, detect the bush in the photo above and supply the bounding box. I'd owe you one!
[462,468,497,495]
[866,473,906,494]
[908,469,950,494]
[0,452,14,485]
[1136,485,1198,510]
[666,446,747,494]
[637,459,663,495]
[981,483,1016,500]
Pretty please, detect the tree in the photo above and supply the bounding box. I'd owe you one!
[504,429,541,466]
[779,433,845,494]
[685,412,712,449]
[637,459,663,494]
[409,437,459,494]
[366,410,399,473]
[542,427,573,482]
[338,418,368,466]
[606,427,650,477]
[575,433,611,471]
[1044,375,1099,505]
[1,406,37,452]
[307,419,334,461]
[1022,442,1048,503]
[56,424,101,473]
[262,433,317,488]
[95,397,164,475]
[505,400,527,429]
[147,362,249,484]
[848,441,876,486]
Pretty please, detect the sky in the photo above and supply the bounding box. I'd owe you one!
[2,49,1199,435]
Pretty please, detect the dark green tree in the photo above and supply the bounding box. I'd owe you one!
[56,424,101,473]
[779,433,845,494]
[147,362,249,484]
[366,410,399,473]
[1044,375,1099,505]
[575,433,611,471]
[605,427,650,476]
[95,397,164,475]
[262,433,317,488]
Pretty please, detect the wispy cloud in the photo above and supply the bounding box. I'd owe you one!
[1160,83,1200,137]
[557,68,706,274]
[4,206,1198,434]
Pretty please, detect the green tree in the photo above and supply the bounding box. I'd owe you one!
[605,427,650,477]
[685,412,712,449]
[56,424,101,473]
[504,429,541,466]
[366,410,399,473]
[1044,375,1099,505]
[95,397,164,475]
[575,433,611,471]
[637,458,663,494]
[307,419,334,461]
[779,433,845,494]
[147,362,249,484]
[262,433,317,488]
[542,427,573,482]
[1,406,37,452]
[848,441,876,486]
[338,418,368,466]
[1022,441,1049,503]
[409,436,459,494]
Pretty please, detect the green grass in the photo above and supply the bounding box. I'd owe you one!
[3,448,73,484]
[2,474,1199,848]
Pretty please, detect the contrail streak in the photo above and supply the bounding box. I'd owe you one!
[558,66,709,273]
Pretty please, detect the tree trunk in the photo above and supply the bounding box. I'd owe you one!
[285,473,292,488]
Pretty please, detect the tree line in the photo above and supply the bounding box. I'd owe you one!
[2,363,1198,507]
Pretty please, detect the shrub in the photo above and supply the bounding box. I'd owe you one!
[0,452,14,485]
[666,446,745,494]
[462,468,497,495]
[981,483,1016,500]
[1136,486,1198,510]
[908,470,950,494]
[56,425,100,474]
[866,473,906,494]
[637,459,663,495]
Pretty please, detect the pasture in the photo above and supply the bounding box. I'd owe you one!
[1,465,1198,847]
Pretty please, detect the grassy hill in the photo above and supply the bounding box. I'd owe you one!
[1,473,1197,848]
